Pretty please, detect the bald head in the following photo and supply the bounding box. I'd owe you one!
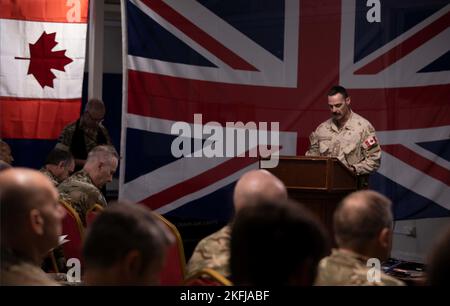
[0,168,65,263]
[0,168,57,213]
[233,170,287,213]
[334,190,393,257]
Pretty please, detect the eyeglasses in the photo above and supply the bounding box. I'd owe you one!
[85,111,104,125]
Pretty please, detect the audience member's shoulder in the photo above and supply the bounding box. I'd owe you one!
[199,225,231,246]
[1,261,59,286]
[59,179,100,198]
[351,267,405,286]
[316,250,404,286]
[62,120,77,130]
[60,170,94,187]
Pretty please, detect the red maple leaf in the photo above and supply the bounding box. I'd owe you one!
[15,31,73,88]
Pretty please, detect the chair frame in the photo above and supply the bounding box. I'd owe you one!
[87,203,104,214]
[153,213,187,280]
[59,199,85,237]
[184,268,233,286]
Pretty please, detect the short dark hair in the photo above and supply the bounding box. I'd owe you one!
[230,199,329,285]
[45,149,74,166]
[427,225,450,286]
[83,201,173,275]
[328,85,349,99]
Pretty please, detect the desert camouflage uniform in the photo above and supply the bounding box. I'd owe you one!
[55,120,111,154]
[39,167,60,187]
[58,170,107,226]
[186,225,231,278]
[315,249,404,286]
[0,248,59,286]
[306,111,381,175]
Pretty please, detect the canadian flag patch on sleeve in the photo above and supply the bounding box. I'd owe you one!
[363,136,378,150]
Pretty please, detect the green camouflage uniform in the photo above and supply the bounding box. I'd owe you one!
[306,111,381,175]
[39,167,60,187]
[0,248,59,286]
[58,170,107,226]
[315,249,404,286]
[55,120,111,153]
[186,225,231,278]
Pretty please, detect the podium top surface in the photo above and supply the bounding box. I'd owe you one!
[262,156,357,192]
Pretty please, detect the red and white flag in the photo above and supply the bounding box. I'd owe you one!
[0,0,89,139]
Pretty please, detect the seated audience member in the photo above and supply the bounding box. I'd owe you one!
[56,98,112,170]
[186,169,288,278]
[230,199,328,286]
[40,149,75,186]
[427,225,450,286]
[82,202,174,285]
[0,168,66,285]
[0,139,14,165]
[315,190,404,286]
[58,145,118,226]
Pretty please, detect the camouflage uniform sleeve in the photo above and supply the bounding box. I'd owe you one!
[185,226,232,278]
[305,131,320,156]
[186,239,209,278]
[96,192,107,207]
[84,185,107,210]
[55,124,74,151]
[59,183,104,226]
[352,124,381,175]
[68,190,90,226]
[100,124,112,145]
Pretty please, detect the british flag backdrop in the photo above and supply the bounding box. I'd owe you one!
[120,0,450,222]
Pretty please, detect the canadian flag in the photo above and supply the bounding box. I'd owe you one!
[364,135,378,149]
[0,0,89,139]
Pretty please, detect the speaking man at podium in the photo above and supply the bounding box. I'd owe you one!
[305,86,381,187]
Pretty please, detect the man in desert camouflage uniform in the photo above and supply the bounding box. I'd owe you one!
[186,170,287,279]
[306,86,381,187]
[39,149,75,187]
[315,190,404,286]
[56,99,111,171]
[58,145,118,226]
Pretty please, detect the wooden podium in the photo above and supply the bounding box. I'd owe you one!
[261,156,358,242]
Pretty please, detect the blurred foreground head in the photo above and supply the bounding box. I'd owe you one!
[0,168,65,264]
[230,199,329,285]
[83,201,174,285]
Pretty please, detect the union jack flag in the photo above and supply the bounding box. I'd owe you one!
[120,0,450,221]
